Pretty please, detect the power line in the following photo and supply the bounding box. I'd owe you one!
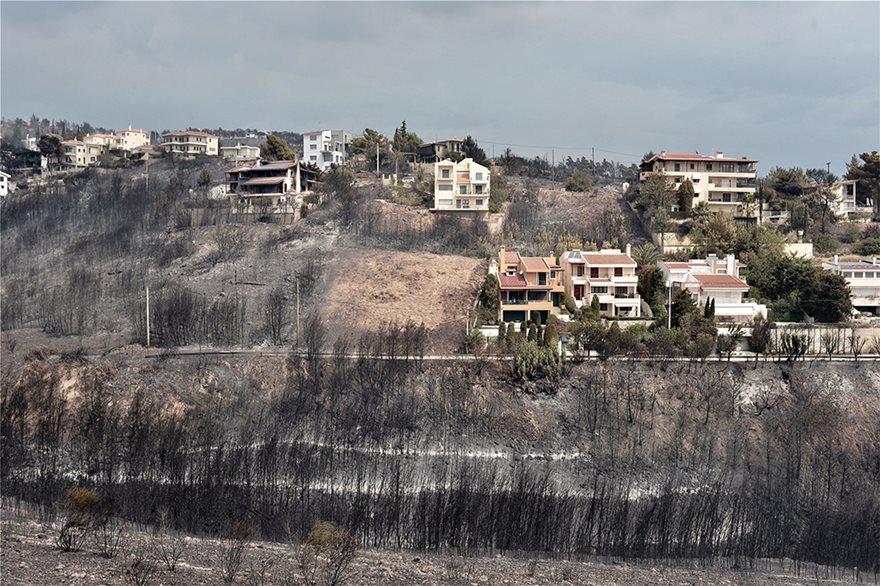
[476,138,642,160]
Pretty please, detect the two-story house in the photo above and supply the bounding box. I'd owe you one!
[433,158,491,213]
[822,256,880,315]
[496,247,564,324]
[418,139,464,163]
[83,133,118,150]
[221,143,262,162]
[226,159,318,207]
[658,254,767,322]
[640,151,758,216]
[62,140,104,168]
[115,126,150,152]
[161,131,219,156]
[559,247,641,318]
[302,129,351,172]
[0,170,11,197]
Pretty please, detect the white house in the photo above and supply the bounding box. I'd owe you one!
[658,254,767,322]
[822,256,880,314]
[161,131,219,156]
[0,170,11,197]
[302,129,351,172]
[221,143,262,162]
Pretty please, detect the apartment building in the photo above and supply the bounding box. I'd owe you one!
[161,131,219,156]
[640,151,758,215]
[559,247,641,318]
[116,126,150,152]
[496,247,564,324]
[822,256,880,314]
[433,158,491,213]
[658,254,767,322]
[62,140,104,168]
[226,159,317,206]
[302,129,351,172]
[221,143,262,162]
[418,139,463,163]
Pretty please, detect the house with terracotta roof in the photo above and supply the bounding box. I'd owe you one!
[83,133,118,150]
[221,143,261,162]
[496,247,564,324]
[559,246,642,318]
[640,151,758,217]
[658,253,767,322]
[822,256,880,314]
[161,130,219,156]
[433,158,491,214]
[226,159,318,207]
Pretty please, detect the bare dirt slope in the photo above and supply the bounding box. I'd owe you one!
[1,506,852,586]
[322,247,486,351]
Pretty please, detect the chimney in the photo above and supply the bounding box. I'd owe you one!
[726,254,735,276]
[707,253,718,269]
[625,243,632,256]
[715,151,724,159]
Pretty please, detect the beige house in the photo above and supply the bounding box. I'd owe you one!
[640,151,758,216]
[221,143,262,162]
[559,247,641,318]
[62,140,104,168]
[161,131,219,156]
[83,133,118,149]
[0,170,10,197]
[822,256,880,314]
[115,127,150,152]
[495,247,564,324]
[433,158,490,213]
[658,254,767,322]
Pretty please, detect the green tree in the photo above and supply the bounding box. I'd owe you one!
[671,289,697,328]
[461,135,487,165]
[261,134,297,161]
[845,151,880,217]
[506,322,517,346]
[197,170,211,196]
[350,128,390,169]
[38,133,64,168]
[854,238,880,256]
[478,274,499,312]
[527,323,538,342]
[543,318,559,350]
[692,213,736,255]
[677,178,694,216]
[801,269,852,323]
[589,294,601,319]
[767,166,808,199]
[749,315,771,365]
[638,173,675,213]
[566,170,592,192]
[392,120,421,155]
[631,243,661,268]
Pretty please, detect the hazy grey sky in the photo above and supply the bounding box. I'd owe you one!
[2,1,878,173]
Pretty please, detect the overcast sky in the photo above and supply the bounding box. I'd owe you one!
[2,1,878,174]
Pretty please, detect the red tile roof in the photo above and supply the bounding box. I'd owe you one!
[502,251,519,265]
[521,257,550,271]
[582,253,636,266]
[499,274,527,288]
[693,274,749,290]
[646,153,758,164]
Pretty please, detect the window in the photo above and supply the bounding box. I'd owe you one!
[475,172,483,180]
[475,199,483,206]
[674,163,681,172]
[590,267,599,278]
[722,164,734,173]
[550,271,557,279]
[461,200,469,209]
[576,266,584,276]
[475,185,483,194]
[592,286,607,294]
[689,163,695,170]
[310,155,317,161]
[441,169,450,179]
[439,184,453,192]
[615,287,628,296]
[538,273,547,285]
[614,267,623,277]
[460,186,468,194]
[600,304,608,312]
[854,272,864,279]
[456,200,462,209]
[310,144,317,150]
[693,177,700,183]
[706,163,713,171]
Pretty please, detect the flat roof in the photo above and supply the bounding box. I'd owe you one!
[644,153,758,164]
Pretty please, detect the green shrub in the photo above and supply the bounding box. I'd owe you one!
[854,237,880,256]
[812,233,839,254]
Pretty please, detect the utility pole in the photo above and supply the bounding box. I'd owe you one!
[145,155,149,192]
[465,308,470,336]
[145,285,151,347]
[667,283,672,329]
[376,142,380,176]
[826,161,831,176]
[591,147,595,176]
[551,149,555,181]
